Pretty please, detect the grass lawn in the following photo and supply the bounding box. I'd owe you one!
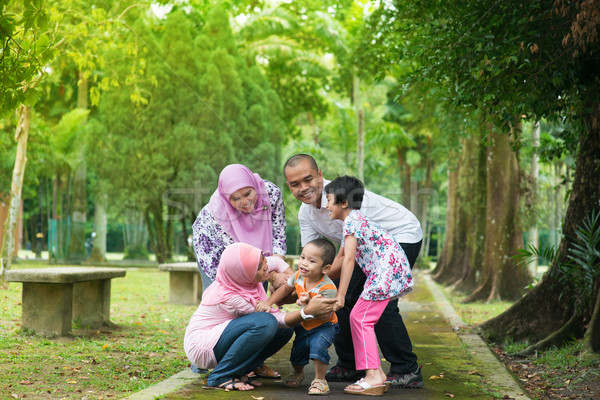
[1,263,194,399]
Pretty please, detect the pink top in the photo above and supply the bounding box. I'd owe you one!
[184,256,290,369]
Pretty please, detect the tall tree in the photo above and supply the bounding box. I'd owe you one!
[1,1,55,286]
[365,0,600,351]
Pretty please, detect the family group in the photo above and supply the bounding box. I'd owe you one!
[183,154,423,396]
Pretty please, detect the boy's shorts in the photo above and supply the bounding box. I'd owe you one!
[290,322,339,366]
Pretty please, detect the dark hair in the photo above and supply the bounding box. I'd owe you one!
[306,238,337,266]
[283,154,319,178]
[324,176,364,209]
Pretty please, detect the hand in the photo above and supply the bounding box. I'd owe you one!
[255,300,272,313]
[333,295,345,312]
[269,271,291,290]
[304,294,337,320]
[295,293,310,306]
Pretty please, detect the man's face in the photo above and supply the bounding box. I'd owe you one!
[284,159,324,207]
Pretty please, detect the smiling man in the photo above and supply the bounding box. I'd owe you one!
[283,154,424,389]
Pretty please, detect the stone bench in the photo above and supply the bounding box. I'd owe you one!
[158,262,201,305]
[5,267,126,337]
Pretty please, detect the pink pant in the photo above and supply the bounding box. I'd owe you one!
[350,298,391,370]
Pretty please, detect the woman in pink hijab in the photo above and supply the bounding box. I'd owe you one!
[192,164,290,290]
[184,243,336,391]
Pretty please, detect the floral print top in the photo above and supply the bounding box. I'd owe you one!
[192,180,286,280]
[343,209,413,301]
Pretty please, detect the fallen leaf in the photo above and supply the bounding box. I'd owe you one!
[11,394,22,399]
[429,375,444,380]
[446,393,455,398]
[102,344,110,350]
[67,380,78,384]
[19,381,33,385]
[252,397,264,400]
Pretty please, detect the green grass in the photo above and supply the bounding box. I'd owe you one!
[0,265,194,399]
[441,288,513,326]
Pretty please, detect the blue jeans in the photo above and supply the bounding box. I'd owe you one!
[207,312,293,387]
[290,322,339,367]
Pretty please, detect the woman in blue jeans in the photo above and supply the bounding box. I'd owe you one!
[184,243,336,390]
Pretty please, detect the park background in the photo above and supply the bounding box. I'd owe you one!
[1,0,599,398]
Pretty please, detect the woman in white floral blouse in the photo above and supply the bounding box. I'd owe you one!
[192,164,291,291]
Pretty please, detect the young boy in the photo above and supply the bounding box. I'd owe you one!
[256,238,339,395]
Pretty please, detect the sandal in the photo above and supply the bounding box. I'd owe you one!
[251,364,281,379]
[308,378,330,395]
[283,372,305,387]
[241,375,262,387]
[344,379,385,396]
[210,378,254,391]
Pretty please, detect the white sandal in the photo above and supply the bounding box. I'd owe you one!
[344,379,385,396]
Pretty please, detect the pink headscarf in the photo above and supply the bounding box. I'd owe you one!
[208,164,274,254]
[201,243,267,306]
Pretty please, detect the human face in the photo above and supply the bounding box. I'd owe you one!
[228,186,258,214]
[298,243,327,280]
[325,193,348,221]
[254,255,269,282]
[284,159,324,207]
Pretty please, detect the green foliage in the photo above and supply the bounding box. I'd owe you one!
[558,209,600,312]
[123,244,149,260]
[0,0,56,116]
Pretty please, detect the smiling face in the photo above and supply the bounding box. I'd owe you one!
[253,255,269,282]
[228,186,258,214]
[284,159,324,207]
[325,193,349,221]
[297,243,328,280]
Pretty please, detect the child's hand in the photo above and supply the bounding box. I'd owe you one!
[255,300,272,312]
[295,293,310,306]
[333,295,345,312]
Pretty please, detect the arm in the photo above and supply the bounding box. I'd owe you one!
[326,246,345,280]
[268,182,287,256]
[192,208,231,280]
[283,295,337,327]
[266,256,294,289]
[298,206,321,247]
[335,235,357,310]
[256,284,295,312]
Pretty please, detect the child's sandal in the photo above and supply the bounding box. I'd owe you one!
[308,379,330,395]
[283,372,304,387]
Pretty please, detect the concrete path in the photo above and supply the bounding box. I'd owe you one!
[126,272,530,400]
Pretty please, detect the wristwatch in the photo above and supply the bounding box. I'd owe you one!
[300,306,315,321]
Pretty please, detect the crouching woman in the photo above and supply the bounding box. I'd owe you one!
[184,242,336,391]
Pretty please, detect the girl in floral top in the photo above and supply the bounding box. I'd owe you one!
[192,164,288,286]
[324,176,414,396]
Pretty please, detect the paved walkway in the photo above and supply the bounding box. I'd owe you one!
[126,272,530,400]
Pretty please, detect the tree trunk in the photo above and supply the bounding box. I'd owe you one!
[353,74,364,181]
[582,287,600,354]
[481,105,600,345]
[67,74,88,263]
[145,202,166,264]
[88,194,107,263]
[1,104,31,288]
[465,123,531,302]
[434,133,485,289]
[432,166,458,278]
[455,132,487,293]
[527,122,540,277]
